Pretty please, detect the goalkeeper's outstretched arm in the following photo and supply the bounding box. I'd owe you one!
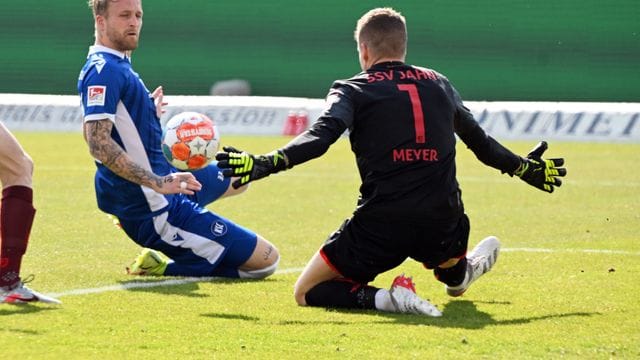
[215,115,347,189]
[453,105,566,193]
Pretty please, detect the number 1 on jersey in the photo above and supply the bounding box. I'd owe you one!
[397,84,426,143]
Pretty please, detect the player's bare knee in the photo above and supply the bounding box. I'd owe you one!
[16,151,33,177]
[257,239,280,268]
[0,152,33,187]
[266,245,280,266]
[238,236,279,279]
[293,285,308,306]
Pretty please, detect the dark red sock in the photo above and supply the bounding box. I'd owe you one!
[0,186,35,288]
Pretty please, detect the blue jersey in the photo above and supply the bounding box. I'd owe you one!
[78,45,172,219]
[77,46,258,277]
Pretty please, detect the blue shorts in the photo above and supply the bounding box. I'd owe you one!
[119,163,257,276]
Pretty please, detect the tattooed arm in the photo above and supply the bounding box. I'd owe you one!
[84,119,201,195]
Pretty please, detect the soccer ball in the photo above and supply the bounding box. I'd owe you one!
[161,112,220,171]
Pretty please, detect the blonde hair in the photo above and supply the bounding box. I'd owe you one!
[87,0,116,17]
[354,8,407,58]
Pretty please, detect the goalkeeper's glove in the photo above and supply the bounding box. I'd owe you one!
[513,141,567,193]
[215,146,288,189]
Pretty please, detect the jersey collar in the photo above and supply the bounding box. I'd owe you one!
[87,45,127,60]
[369,61,405,70]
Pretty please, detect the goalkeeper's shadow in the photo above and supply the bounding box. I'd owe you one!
[373,299,598,328]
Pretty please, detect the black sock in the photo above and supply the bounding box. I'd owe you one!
[434,257,468,287]
[305,280,379,310]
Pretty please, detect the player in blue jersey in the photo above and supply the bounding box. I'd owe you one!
[78,0,279,280]
[0,122,61,304]
[217,8,566,316]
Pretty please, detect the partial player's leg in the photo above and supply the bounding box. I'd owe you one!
[120,200,279,279]
[210,233,280,279]
[424,214,501,297]
[293,250,342,306]
[442,236,500,297]
[126,248,168,276]
[125,162,262,277]
[0,123,60,304]
[124,163,236,276]
[0,122,33,188]
[0,128,33,290]
[235,234,279,279]
[295,216,441,316]
[296,249,391,310]
[297,251,441,316]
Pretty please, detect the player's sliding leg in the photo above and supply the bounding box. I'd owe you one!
[161,234,277,278]
[124,159,272,278]
[236,235,279,279]
[435,236,501,297]
[121,203,279,279]
[209,234,280,279]
[126,248,168,275]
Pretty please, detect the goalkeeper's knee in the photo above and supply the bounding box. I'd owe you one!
[238,256,279,279]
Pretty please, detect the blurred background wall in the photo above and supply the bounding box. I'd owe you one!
[0,0,638,101]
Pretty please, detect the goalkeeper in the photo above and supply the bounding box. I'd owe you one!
[217,7,566,316]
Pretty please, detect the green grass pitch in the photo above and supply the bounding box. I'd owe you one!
[2,133,639,358]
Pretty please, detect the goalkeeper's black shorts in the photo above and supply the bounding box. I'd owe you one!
[320,212,470,284]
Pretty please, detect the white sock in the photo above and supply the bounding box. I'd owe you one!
[374,289,396,312]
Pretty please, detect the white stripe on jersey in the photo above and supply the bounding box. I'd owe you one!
[114,101,168,212]
[84,113,116,122]
[152,212,225,264]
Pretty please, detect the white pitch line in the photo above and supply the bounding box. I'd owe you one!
[502,248,640,256]
[46,248,639,299]
[46,267,305,298]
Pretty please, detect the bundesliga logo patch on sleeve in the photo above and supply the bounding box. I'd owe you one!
[87,85,106,106]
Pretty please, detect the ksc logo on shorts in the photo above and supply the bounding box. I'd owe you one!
[211,221,227,236]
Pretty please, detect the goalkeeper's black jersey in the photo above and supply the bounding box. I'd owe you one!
[282,61,521,222]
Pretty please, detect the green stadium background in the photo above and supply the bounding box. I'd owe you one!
[0,1,638,101]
